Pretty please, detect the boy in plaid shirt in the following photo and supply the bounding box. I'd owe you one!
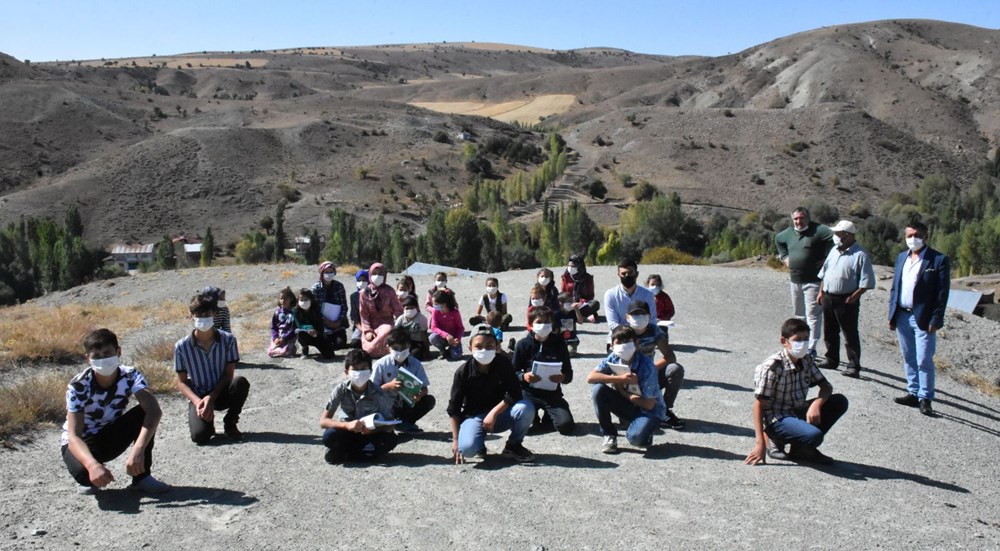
[746,318,848,466]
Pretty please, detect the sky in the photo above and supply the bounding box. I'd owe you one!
[4,0,1000,62]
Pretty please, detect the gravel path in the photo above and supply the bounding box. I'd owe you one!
[2,264,998,550]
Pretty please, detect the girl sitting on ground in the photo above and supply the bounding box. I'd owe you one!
[295,288,334,359]
[469,277,513,330]
[395,295,431,360]
[430,289,465,360]
[269,287,298,357]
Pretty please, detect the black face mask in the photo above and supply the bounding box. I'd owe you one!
[620,274,637,288]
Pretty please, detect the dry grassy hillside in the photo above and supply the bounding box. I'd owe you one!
[1,20,998,249]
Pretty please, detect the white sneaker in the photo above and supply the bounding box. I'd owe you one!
[601,436,619,454]
[129,475,171,494]
[76,484,96,495]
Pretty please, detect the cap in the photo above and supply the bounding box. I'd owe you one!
[355,270,369,281]
[627,298,650,315]
[470,323,497,343]
[831,220,857,234]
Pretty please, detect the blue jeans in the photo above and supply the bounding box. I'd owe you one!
[591,384,658,447]
[895,310,936,400]
[456,400,534,456]
[766,394,849,449]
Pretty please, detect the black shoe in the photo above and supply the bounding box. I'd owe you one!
[501,442,535,462]
[816,359,838,370]
[919,399,935,417]
[662,410,685,430]
[301,345,309,357]
[789,445,834,465]
[894,393,919,407]
[325,449,346,464]
[841,367,861,379]
[223,424,244,441]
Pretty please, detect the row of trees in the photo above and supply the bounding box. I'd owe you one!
[463,132,569,212]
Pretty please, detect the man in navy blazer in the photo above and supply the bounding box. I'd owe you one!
[888,221,950,416]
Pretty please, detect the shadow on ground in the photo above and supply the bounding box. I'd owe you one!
[94,485,258,514]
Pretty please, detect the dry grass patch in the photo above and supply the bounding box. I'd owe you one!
[0,304,147,363]
[0,370,72,443]
[280,270,297,279]
[131,339,179,394]
[955,371,1000,398]
[148,300,190,324]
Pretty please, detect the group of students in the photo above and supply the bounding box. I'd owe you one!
[60,255,848,494]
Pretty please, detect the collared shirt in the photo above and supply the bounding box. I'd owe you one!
[774,222,835,284]
[593,352,666,420]
[818,242,876,296]
[603,284,659,335]
[371,355,430,403]
[899,247,927,309]
[326,379,396,421]
[61,366,147,446]
[753,349,826,427]
[447,354,522,419]
[174,329,240,397]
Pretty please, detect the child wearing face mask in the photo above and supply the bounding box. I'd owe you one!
[61,328,170,495]
[371,328,435,433]
[394,295,430,360]
[347,270,369,349]
[511,307,576,435]
[556,291,583,355]
[645,274,675,326]
[626,299,685,429]
[269,287,298,358]
[469,277,513,330]
[535,268,561,313]
[745,318,848,467]
[320,349,399,464]
[295,288,334,359]
[587,325,666,454]
[426,272,454,315]
[429,290,465,360]
[312,262,350,350]
[526,284,548,331]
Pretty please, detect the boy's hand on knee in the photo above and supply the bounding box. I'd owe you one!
[88,463,114,487]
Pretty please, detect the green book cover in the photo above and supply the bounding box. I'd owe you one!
[396,366,424,406]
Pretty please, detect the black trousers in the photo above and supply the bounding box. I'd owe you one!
[822,293,861,369]
[62,406,152,486]
[524,390,576,435]
[298,331,335,359]
[578,300,600,319]
[322,429,398,462]
[394,394,436,424]
[188,376,251,444]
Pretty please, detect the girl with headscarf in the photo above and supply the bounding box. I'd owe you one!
[311,261,349,349]
[560,254,601,321]
[359,263,404,358]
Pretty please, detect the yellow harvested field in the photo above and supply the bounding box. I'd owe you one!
[410,94,576,124]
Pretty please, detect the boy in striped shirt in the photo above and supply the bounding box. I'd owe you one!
[174,293,250,445]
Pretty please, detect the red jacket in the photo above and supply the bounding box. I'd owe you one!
[560,271,595,302]
[654,291,675,321]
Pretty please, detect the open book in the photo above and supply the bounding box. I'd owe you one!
[657,320,676,329]
[321,302,342,321]
[359,412,401,430]
[530,361,564,391]
[606,362,641,396]
[395,366,425,406]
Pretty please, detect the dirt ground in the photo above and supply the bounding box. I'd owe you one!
[1,264,998,550]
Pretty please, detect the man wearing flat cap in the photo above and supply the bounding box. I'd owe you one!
[816,220,875,378]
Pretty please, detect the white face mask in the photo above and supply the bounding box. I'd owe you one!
[433,304,444,312]
[627,314,650,332]
[787,340,809,359]
[613,342,636,363]
[538,276,551,286]
[194,317,214,332]
[648,285,661,295]
[404,308,418,319]
[533,323,553,340]
[397,290,408,299]
[435,280,447,289]
[472,349,496,365]
[355,280,366,290]
[390,348,410,364]
[349,369,372,387]
[217,300,228,308]
[906,236,924,252]
[530,298,545,308]
[323,272,336,283]
[486,286,498,295]
[90,356,119,377]
[299,300,311,310]
[568,266,578,276]
[371,274,385,287]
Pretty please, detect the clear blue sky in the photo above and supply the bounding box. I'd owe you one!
[4,0,999,62]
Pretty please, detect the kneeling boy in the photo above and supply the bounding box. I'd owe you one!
[512,307,576,435]
[372,328,436,433]
[321,350,399,463]
[61,328,170,494]
[745,318,849,466]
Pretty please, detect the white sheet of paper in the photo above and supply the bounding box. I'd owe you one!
[606,362,640,395]
[657,320,675,328]
[360,412,401,430]
[321,302,342,321]
[530,361,564,391]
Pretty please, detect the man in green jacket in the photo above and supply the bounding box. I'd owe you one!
[774,207,834,358]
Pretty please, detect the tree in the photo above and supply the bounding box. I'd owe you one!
[201,227,215,267]
[306,228,322,265]
[64,206,83,238]
[259,215,274,234]
[389,225,407,272]
[274,200,287,262]
[445,208,480,269]
[155,235,176,270]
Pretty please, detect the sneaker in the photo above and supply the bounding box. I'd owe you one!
[601,435,619,454]
[766,438,788,460]
[841,367,861,379]
[325,448,346,464]
[501,441,535,463]
[567,344,577,356]
[789,445,834,465]
[894,393,919,407]
[472,447,488,461]
[448,346,463,361]
[223,424,244,441]
[816,358,838,370]
[662,410,685,430]
[397,421,423,433]
[129,475,171,494]
[508,337,516,351]
[76,484,96,495]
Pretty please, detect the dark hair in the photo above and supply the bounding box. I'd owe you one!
[530,306,552,324]
[486,277,499,287]
[433,289,457,310]
[400,275,415,292]
[486,310,503,328]
[568,253,585,267]
[530,283,546,297]
[386,327,411,349]
[402,295,418,308]
[792,207,809,217]
[298,288,316,301]
[611,325,637,343]
[906,220,929,236]
[537,268,554,280]
[646,274,662,286]
[83,328,119,353]
[343,349,372,371]
[780,318,810,339]
[435,271,448,281]
[189,293,217,316]
[279,286,297,305]
[617,258,638,271]
[296,288,316,315]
